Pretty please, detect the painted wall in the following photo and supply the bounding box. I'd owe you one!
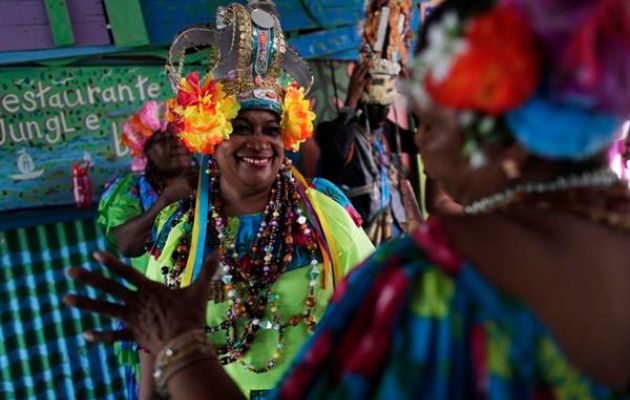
[0,65,172,211]
[0,0,423,62]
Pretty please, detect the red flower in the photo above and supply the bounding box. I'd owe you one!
[177,72,217,111]
[427,6,541,114]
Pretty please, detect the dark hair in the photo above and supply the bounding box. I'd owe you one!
[143,125,176,193]
[143,124,176,154]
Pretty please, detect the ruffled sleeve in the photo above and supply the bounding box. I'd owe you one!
[97,174,143,247]
[310,177,364,227]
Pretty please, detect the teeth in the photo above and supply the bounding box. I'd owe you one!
[242,157,270,166]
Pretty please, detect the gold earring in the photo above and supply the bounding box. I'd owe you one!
[501,159,520,180]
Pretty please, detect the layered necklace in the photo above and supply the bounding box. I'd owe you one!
[158,158,323,373]
[464,168,630,231]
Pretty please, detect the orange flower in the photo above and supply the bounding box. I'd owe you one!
[169,72,240,154]
[426,6,541,114]
[280,83,316,152]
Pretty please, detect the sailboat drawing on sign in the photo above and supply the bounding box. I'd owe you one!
[82,151,93,167]
[10,149,45,181]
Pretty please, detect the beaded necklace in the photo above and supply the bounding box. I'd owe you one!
[159,158,323,373]
[506,184,630,232]
[463,169,618,214]
[463,168,630,232]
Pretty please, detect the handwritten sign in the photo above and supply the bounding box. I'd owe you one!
[0,66,173,211]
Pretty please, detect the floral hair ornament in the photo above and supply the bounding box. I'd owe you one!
[166,72,240,154]
[407,6,541,167]
[165,2,315,155]
[409,0,630,163]
[281,82,316,152]
[121,100,168,171]
[502,0,630,159]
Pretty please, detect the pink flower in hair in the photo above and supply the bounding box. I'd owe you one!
[121,100,168,171]
[138,100,167,132]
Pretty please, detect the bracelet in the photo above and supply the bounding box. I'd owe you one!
[153,329,216,395]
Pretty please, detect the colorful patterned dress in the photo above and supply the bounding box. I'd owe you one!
[273,218,630,400]
[146,179,374,399]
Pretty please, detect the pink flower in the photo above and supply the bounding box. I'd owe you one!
[138,100,167,132]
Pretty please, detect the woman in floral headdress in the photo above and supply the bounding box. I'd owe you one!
[97,100,195,398]
[70,0,630,398]
[112,3,373,399]
[98,100,195,274]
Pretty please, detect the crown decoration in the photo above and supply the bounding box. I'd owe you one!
[360,0,412,105]
[408,0,630,164]
[121,100,168,171]
[165,3,315,154]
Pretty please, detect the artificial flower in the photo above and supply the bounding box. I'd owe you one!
[280,83,316,152]
[420,12,468,83]
[425,6,541,115]
[169,72,240,154]
[503,0,630,115]
[121,100,166,157]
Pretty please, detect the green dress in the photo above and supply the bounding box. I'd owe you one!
[97,173,160,275]
[147,185,374,398]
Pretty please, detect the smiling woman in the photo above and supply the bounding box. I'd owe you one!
[117,3,375,399]
[215,110,286,215]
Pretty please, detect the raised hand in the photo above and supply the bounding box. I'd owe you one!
[63,252,219,354]
[161,170,196,205]
[345,61,370,108]
[401,179,425,233]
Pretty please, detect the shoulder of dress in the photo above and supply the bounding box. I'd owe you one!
[307,178,364,227]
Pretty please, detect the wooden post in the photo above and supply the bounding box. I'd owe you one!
[44,0,75,47]
[104,0,150,47]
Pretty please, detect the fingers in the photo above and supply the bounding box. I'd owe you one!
[93,252,153,289]
[356,61,369,76]
[351,62,369,82]
[67,267,135,302]
[400,63,409,79]
[191,252,220,299]
[83,328,133,343]
[401,179,424,231]
[63,294,127,319]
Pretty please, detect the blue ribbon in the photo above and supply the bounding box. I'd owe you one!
[374,137,391,208]
[191,155,211,281]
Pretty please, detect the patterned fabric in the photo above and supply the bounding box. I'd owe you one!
[147,188,374,398]
[273,218,629,400]
[0,217,126,399]
[310,178,363,227]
